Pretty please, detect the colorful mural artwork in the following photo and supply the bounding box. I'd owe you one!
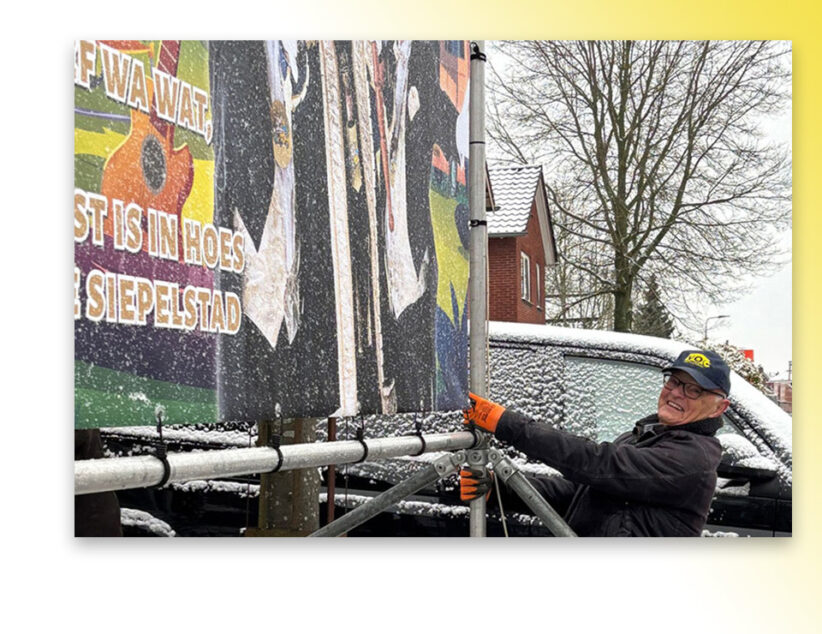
[74,40,470,428]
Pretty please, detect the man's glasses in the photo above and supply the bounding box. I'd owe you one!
[662,373,723,400]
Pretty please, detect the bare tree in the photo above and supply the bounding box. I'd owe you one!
[488,41,792,332]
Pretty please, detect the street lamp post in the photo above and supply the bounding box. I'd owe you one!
[704,315,730,341]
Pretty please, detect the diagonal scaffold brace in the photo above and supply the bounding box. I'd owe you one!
[308,439,577,537]
[309,451,466,537]
[488,448,577,537]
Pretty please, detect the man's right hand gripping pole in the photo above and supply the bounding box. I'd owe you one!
[463,392,506,435]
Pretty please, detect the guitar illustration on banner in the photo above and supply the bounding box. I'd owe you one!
[100,40,194,257]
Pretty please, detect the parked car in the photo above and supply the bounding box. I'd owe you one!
[99,323,792,537]
[479,321,792,537]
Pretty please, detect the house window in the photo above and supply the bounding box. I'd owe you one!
[521,252,531,302]
[535,263,541,310]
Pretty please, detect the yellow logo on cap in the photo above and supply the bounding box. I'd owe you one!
[684,353,711,368]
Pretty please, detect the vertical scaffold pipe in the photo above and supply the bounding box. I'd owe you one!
[468,40,488,538]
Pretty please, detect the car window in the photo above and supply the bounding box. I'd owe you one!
[565,356,759,454]
[564,356,662,441]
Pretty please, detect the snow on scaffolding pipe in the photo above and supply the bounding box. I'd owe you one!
[75,431,476,495]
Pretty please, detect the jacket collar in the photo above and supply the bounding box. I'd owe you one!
[633,414,723,441]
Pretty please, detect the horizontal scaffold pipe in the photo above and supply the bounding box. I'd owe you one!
[75,431,477,496]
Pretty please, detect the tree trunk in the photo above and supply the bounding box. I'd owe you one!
[613,288,633,332]
[247,418,320,537]
[612,251,633,332]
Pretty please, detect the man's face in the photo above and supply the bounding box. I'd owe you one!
[657,370,730,425]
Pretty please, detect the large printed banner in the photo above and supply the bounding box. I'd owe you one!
[74,40,470,428]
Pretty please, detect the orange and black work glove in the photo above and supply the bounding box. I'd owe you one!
[460,467,494,502]
[463,392,506,434]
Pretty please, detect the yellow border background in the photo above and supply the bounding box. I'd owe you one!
[32,1,816,631]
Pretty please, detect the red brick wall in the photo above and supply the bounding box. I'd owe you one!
[766,381,793,414]
[488,238,518,321]
[489,202,546,324]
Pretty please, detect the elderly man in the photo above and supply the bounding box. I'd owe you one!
[461,349,731,537]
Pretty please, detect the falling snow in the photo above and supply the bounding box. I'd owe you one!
[96,321,790,536]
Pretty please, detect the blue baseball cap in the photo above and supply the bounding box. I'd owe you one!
[663,349,731,396]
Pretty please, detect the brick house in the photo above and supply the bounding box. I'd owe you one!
[486,165,558,323]
[766,379,792,414]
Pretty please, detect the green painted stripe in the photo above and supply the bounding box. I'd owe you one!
[74,154,104,192]
[75,387,218,429]
[75,362,215,403]
[74,362,217,428]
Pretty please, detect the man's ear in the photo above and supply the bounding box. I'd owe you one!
[712,398,730,418]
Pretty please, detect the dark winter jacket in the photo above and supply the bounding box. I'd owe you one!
[495,411,723,537]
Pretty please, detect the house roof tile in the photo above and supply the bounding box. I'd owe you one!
[486,165,543,236]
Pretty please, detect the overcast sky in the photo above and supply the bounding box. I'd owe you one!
[704,108,792,377]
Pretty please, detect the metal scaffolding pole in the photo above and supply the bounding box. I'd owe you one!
[309,451,465,537]
[468,39,489,537]
[489,449,577,537]
[75,431,476,496]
